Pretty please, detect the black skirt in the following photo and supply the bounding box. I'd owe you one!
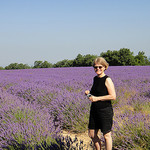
[88,103,114,135]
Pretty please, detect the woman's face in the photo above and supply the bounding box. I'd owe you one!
[93,63,105,76]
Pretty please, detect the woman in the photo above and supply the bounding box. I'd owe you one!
[85,57,116,150]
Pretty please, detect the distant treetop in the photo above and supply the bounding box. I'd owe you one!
[3,48,150,70]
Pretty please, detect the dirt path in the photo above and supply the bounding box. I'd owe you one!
[61,130,105,150]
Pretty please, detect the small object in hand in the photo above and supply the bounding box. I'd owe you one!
[87,94,92,97]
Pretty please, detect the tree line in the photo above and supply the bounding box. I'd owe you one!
[1,48,150,70]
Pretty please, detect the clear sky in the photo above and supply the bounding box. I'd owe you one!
[0,0,150,67]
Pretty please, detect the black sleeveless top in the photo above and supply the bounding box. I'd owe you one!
[90,75,112,109]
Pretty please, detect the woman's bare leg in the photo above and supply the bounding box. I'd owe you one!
[103,131,112,150]
[88,129,101,150]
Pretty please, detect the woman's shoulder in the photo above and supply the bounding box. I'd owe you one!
[103,75,110,80]
[105,75,109,78]
[105,76,114,85]
[93,75,98,79]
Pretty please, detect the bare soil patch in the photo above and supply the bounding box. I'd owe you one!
[61,130,105,150]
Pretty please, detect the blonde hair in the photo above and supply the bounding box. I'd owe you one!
[93,57,109,70]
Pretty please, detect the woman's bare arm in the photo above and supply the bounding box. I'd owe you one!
[89,77,116,102]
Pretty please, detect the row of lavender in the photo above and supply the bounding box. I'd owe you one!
[0,66,150,149]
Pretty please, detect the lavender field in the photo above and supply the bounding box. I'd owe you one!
[0,66,150,149]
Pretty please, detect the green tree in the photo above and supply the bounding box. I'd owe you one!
[73,54,84,66]
[33,61,43,68]
[0,66,4,70]
[100,48,136,66]
[118,48,135,65]
[83,54,98,66]
[17,63,30,69]
[33,61,53,68]
[100,50,120,66]
[5,63,19,69]
[67,60,74,67]
[53,59,73,67]
[73,54,97,67]
[40,61,53,68]
[135,51,149,65]
[5,63,30,70]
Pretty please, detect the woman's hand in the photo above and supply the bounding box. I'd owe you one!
[85,90,97,102]
[89,96,97,102]
[85,90,90,95]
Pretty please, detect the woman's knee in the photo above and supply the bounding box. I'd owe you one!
[104,132,112,140]
[88,129,98,139]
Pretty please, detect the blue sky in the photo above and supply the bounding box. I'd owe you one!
[0,0,150,67]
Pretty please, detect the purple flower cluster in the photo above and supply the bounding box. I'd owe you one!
[107,66,150,149]
[0,89,60,149]
[0,66,150,149]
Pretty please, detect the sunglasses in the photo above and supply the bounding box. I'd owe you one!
[93,66,103,69]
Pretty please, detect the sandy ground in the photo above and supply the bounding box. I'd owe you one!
[62,130,105,150]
